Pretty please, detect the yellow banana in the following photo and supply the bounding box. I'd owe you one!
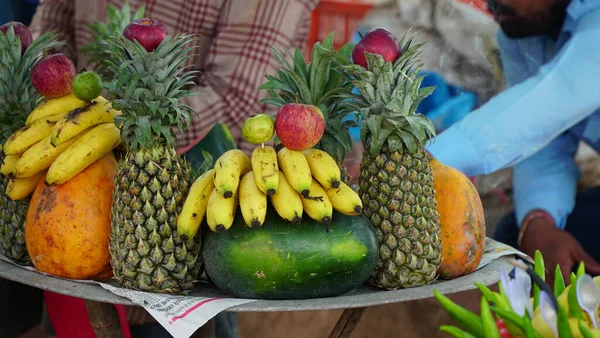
[3,119,56,155]
[277,147,312,198]
[270,171,303,224]
[46,123,122,185]
[25,93,89,125]
[6,171,45,200]
[251,145,279,196]
[44,112,70,123]
[206,188,238,232]
[1,154,20,176]
[239,171,267,228]
[12,134,80,179]
[177,169,215,240]
[213,149,252,198]
[301,180,333,225]
[326,181,363,216]
[302,148,342,189]
[51,99,120,147]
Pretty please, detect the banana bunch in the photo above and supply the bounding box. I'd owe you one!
[177,146,363,238]
[1,94,123,200]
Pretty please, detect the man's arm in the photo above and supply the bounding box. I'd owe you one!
[426,8,600,177]
[512,132,581,230]
[176,0,318,154]
[27,0,75,57]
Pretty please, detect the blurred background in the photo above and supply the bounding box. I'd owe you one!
[4,0,600,337]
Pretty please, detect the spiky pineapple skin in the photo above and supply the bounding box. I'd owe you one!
[359,142,442,289]
[109,146,202,294]
[0,160,31,265]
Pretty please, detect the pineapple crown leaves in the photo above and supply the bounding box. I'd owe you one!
[259,32,359,163]
[0,28,64,143]
[102,32,200,152]
[79,1,146,81]
[329,33,437,157]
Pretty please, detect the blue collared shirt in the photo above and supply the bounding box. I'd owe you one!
[426,0,600,229]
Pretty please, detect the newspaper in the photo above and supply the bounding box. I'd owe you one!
[476,237,531,270]
[1,237,527,338]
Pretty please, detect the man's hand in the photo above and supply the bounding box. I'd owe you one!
[520,218,600,283]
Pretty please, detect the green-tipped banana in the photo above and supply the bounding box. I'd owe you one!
[277,147,312,197]
[177,169,215,240]
[326,181,362,216]
[251,145,279,196]
[213,149,252,198]
[301,180,332,225]
[239,171,267,228]
[3,119,56,155]
[270,171,303,223]
[206,187,238,232]
[303,148,341,189]
[51,98,119,147]
[46,123,121,185]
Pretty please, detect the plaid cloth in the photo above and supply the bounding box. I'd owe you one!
[29,0,318,153]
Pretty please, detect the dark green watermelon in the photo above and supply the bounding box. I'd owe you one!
[203,210,378,300]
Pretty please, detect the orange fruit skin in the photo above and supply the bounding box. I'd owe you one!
[430,158,486,280]
[25,152,117,281]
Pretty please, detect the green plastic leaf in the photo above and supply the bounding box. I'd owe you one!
[579,320,595,338]
[577,262,586,277]
[439,325,477,338]
[433,290,485,337]
[555,265,567,297]
[480,298,500,338]
[568,277,584,319]
[475,283,503,308]
[557,302,574,338]
[534,250,546,309]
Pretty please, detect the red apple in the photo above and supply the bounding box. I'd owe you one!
[31,54,76,98]
[123,18,168,52]
[275,103,325,151]
[0,21,33,55]
[352,28,402,69]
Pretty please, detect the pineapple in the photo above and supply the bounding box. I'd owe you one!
[103,32,202,294]
[0,27,62,265]
[260,33,358,164]
[80,1,145,81]
[340,35,442,289]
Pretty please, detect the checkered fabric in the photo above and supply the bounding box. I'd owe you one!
[29,0,318,153]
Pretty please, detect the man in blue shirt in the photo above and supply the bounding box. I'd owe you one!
[427,0,600,280]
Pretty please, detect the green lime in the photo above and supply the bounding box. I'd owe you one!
[72,71,103,101]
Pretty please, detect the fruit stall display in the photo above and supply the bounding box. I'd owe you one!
[0,2,486,303]
[435,251,600,338]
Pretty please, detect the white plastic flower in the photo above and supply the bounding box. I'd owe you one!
[499,267,534,318]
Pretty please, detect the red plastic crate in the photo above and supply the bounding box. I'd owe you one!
[305,0,491,59]
[305,0,373,58]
